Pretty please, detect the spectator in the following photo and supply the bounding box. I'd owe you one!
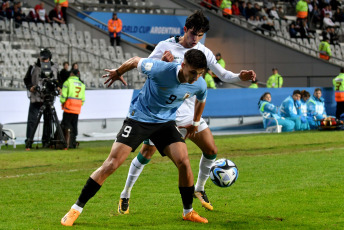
[322,26,339,45]
[300,90,310,118]
[309,3,322,29]
[239,1,246,18]
[260,15,276,34]
[333,67,344,119]
[323,12,339,28]
[269,6,279,20]
[258,92,295,132]
[330,0,341,12]
[27,2,50,23]
[54,0,68,23]
[289,21,300,38]
[11,1,26,26]
[307,88,327,129]
[299,19,315,39]
[280,90,310,131]
[245,2,255,20]
[267,67,283,88]
[107,12,122,46]
[59,61,70,85]
[277,6,288,21]
[318,36,331,60]
[333,8,344,23]
[220,0,232,19]
[321,4,332,19]
[248,15,262,31]
[204,69,216,89]
[232,1,241,16]
[60,69,85,148]
[0,1,10,20]
[49,4,65,25]
[296,0,309,24]
[249,79,258,88]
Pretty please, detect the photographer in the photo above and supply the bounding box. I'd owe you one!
[24,48,60,149]
[60,69,85,148]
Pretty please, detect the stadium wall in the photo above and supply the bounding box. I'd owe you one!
[0,87,336,125]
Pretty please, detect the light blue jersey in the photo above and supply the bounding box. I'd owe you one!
[128,58,207,123]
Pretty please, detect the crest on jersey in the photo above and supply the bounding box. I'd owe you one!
[183,93,191,100]
[144,62,153,71]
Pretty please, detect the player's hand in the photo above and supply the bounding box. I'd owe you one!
[239,70,256,81]
[178,124,198,140]
[161,50,174,62]
[102,69,127,87]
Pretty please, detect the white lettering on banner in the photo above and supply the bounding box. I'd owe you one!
[150,27,181,34]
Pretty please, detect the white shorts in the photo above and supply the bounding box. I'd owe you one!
[145,117,208,146]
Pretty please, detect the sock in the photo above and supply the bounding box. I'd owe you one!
[195,153,216,192]
[183,208,193,216]
[120,152,150,198]
[179,185,194,210]
[75,177,101,208]
[71,204,83,213]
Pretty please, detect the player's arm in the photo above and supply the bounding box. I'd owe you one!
[184,99,206,139]
[102,56,142,87]
[209,62,256,83]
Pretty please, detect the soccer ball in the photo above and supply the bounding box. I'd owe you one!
[210,158,238,188]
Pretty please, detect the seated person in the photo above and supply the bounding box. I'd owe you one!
[280,90,310,131]
[307,88,327,129]
[49,4,65,24]
[258,92,295,132]
[300,90,310,117]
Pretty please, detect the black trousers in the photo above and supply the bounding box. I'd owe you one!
[336,102,344,119]
[25,102,50,145]
[61,6,68,23]
[110,36,121,46]
[61,112,79,147]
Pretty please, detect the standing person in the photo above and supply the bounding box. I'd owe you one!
[267,68,283,88]
[307,88,327,129]
[59,61,69,85]
[220,0,232,19]
[54,0,68,23]
[296,0,308,25]
[333,68,344,119]
[258,92,295,132]
[108,12,122,46]
[214,52,226,84]
[280,90,309,131]
[106,10,256,215]
[23,48,59,149]
[61,49,209,226]
[60,69,85,148]
[204,69,216,89]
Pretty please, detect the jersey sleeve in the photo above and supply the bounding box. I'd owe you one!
[195,78,207,102]
[148,41,165,60]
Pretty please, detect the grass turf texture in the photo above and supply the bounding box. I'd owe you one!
[0,131,344,229]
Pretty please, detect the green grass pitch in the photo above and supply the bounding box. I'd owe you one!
[0,131,344,229]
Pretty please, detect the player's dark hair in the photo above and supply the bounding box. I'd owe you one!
[314,88,322,92]
[63,61,69,66]
[293,90,301,95]
[185,10,209,33]
[341,67,344,73]
[258,92,270,107]
[184,49,207,70]
[300,90,310,98]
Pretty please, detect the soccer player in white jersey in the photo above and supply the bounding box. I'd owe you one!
[110,10,256,214]
[61,49,210,226]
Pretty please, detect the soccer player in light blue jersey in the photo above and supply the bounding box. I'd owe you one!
[61,49,209,226]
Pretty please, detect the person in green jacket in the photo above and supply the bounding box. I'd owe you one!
[249,79,258,88]
[60,69,86,148]
[204,69,216,89]
[214,53,226,84]
[319,37,331,60]
[267,68,283,88]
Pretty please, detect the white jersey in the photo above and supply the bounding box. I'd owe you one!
[148,36,240,123]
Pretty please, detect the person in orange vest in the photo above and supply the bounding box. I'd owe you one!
[220,0,232,19]
[54,0,68,23]
[108,12,122,46]
[319,36,331,60]
[333,68,344,119]
[60,69,85,148]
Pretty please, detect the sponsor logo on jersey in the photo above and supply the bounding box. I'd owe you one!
[144,62,153,71]
[183,93,191,100]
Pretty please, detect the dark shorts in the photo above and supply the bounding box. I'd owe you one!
[115,118,185,156]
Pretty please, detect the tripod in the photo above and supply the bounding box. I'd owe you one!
[25,95,67,150]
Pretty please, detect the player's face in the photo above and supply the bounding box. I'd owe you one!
[314,90,322,99]
[183,27,204,48]
[263,93,271,102]
[293,94,301,101]
[182,63,204,84]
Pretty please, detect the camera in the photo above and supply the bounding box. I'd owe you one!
[36,78,59,99]
[41,61,54,79]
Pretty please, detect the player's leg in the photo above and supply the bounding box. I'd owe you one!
[164,142,207,223]
[118,141,157,214]
[61,142,132,226]
[189,127,217,211]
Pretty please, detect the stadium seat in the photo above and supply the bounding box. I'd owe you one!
[0,128,16,149]
[262,114,282,133]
